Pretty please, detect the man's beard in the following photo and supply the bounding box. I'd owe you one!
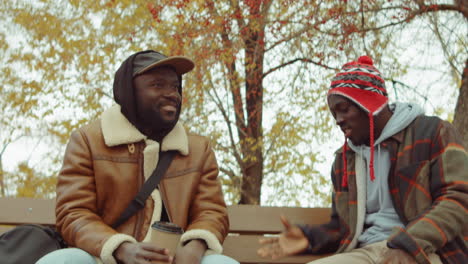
[136,105,181,139]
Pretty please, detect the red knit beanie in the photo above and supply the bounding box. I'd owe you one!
[328,56,388,187]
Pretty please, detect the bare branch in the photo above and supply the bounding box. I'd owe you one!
[415,2,468,19]
[95,87,112,99]
[206,85,244,170]
[265,23,317,52]
[360,0,368,54]
[219,166,240,185]
[342,4,466,17]
[229,0,247,41]
[263,58,337,79]
[364,3,466,31]
[206,0,248,137]
[428,14,462,76]
[389,79,436,110]
[264,122,285,158]
[0,134,24,156]
[314,3,467,37]
[260,0,273,18]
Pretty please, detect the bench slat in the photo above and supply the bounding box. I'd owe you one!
[0,198,332,263]
[223,235,329,263]
[0,197,55,225]
[228,205,330,233]
[0,199,332,233]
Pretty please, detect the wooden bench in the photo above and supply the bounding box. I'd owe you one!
[0,197,331,264]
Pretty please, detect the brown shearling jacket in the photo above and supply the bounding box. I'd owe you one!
[55,105,228,264]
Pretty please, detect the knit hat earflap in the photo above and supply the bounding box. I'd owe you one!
[328,55,388,187]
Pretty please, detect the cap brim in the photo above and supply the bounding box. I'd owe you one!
[328,87,388,115]
[136,56,195,76]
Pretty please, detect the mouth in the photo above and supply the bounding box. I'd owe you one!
[342,128,352,138]
[161,104,177,112]
[159,99,179,113]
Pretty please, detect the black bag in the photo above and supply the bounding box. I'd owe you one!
[0,151,176,264]
[0,224,66,264]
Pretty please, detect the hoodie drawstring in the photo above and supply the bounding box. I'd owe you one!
[342,112,376,188]
[369,113,376,182]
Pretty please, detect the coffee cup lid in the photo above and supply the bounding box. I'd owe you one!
[151,221,184,234]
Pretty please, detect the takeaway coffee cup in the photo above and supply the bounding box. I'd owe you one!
[150,221,184,258]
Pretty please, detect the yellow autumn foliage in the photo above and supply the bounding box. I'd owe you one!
[0,0,466,206]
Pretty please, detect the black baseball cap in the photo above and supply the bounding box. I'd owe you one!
[132,51,194,76]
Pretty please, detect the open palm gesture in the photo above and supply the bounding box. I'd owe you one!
[257,215,309,260]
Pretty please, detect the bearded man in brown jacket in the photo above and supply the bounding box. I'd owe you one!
[37,50,239,264]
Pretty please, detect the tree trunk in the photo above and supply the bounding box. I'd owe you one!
[453,59,468,148]
[238,11,265,205]
[238,49,265,204]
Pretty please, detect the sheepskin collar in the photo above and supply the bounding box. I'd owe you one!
[101,105,189,155]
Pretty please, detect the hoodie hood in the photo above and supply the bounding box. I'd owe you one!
[113,50,185,140]
[113,51,145,128]
[344,102,424,187]
[348,102,424,151]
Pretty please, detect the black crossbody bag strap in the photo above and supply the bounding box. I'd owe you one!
[111,150,177,229]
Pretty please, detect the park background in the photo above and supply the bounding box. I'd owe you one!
[0,0,467,207]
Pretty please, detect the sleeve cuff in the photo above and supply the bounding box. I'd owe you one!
[386,240,399,249]
[180,229,223,254]
[388,227,431,264]
[100,233,137,264]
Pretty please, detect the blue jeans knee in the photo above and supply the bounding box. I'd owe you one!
[36,248,96,264]
[202,254,240,264]
[36,248,238,264]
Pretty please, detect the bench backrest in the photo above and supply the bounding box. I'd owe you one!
[0,197,331,263]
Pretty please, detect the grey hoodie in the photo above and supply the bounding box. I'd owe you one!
[347,102,424,246]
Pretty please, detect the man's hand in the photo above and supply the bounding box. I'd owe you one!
[257,215,309,260]
[380,248,415,264]
[114,242,173,264]
[173,239,207,264]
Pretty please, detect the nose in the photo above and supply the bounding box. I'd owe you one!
[335,114,345,127]
[164,91,181,103]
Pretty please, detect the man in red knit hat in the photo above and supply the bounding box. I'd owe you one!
[258,56,468,263]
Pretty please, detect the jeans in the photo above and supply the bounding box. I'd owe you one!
[36,248,240,264]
